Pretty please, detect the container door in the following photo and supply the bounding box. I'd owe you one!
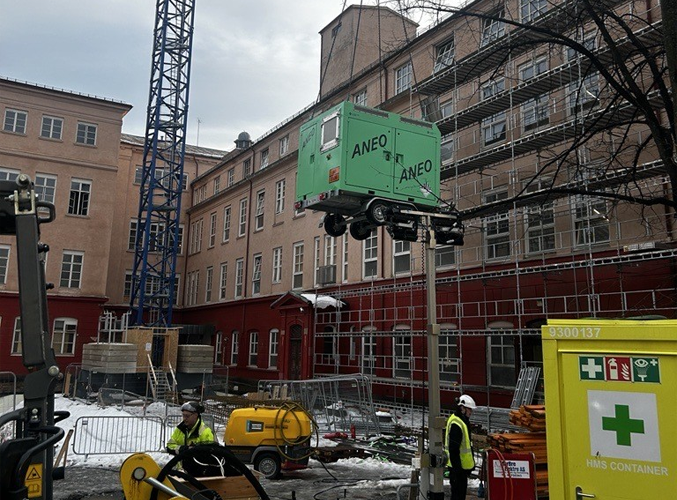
[392,128,439,206]
[559,351,677,499]
[343,117,393,194]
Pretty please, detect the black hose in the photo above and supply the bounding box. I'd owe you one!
[150,444,271,500]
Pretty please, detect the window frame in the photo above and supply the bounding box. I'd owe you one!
[395,62,413,94]
[41,115,63,140]
[292,242,304,289]
[60,251,84,288]
[269,329,279,369]
[3,109,28,134]
[363,230,378,279]
[219,262,228,300]
[248,331,259,367]
[235,258,244,298]
[272,247,282,284]
[238,198,248,237]
[68,178,92,216]
[52,317,78,356]
[75,121,97,146]
[275,179,286,214]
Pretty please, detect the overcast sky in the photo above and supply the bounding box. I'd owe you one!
[0,1,442,152]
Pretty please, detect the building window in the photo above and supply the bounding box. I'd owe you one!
[243,158,251,177]
[313,237,321,287]
[434,37,455,72]
[186,271,200,306]
[219,262,228,300]
[231,331,239,365]
[11,317,22,355]
[342,235,348,283]
[269,329,279,369]
[0,168,19,181]
[213,176,221,195]
[0,245,10,284]
[480,9,505,46]
[481,111,506,146]
[520,0,547,22]
[363,229,378,279]
[35,174,57,204]
[60,251,83,288]
[488,335,516,387]
[228,168,235,187]
[279,136,289,156]
[205,266,213,302]
[272,247,282,284]
[362,327,376,375]
[3,109,27,134]
[353,89,367,106]
[255,190,265,230]
[518,56,548,81]
[238,198,248,237]
[435,245,455,269]
[248,331,259,366]
[395,62,412,94]
[324,235,337,267]
[209,212,217,248]
[235,258,244,298]
[52,317,77,355]
[214,331,223,365]
[41,116,63,140]
[68,179,91,216]
[393,325,412,379]
[575,196,610,246]
[522,95,549,131]
[567,73,599,115]
[292,242,304,289]
[189,219,203,254]
[484,190,511,260]
[76,122,97,146]
[393,240,411,275]
[525,180,555,253]
[440,326,460,384]
[252,253,262,296]
[275,179,285,214]
[223,205,231,242]
[134,167,187,190]
[260,149,269,169]
[123,271,132,298]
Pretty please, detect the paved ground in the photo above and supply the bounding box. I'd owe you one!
[55,464,480,500]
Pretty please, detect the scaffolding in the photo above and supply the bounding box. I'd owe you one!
[305,1,674,418]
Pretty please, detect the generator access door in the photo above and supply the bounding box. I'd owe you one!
[543,320,677,500]
[342,114,394,194]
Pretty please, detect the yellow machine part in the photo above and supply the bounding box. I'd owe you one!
[224,406,312,447]
[120,452,186,500]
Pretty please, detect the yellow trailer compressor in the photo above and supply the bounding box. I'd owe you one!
[542,319,677,500]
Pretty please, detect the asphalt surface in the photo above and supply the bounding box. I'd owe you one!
[53,463,479,500]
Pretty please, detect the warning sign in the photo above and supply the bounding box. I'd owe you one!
[579,356,660,383]
[25,463,42,498]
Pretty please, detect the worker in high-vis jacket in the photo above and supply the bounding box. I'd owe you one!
[445,394,476,500]
[166,401,217,476]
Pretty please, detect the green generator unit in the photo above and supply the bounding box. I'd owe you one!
[295,101,443,240]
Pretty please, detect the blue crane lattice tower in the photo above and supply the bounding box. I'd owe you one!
[130,0,195,326]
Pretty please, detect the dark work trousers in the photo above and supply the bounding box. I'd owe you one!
[449,467,468,500]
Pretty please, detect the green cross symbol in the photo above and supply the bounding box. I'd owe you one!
[602,404,645,446]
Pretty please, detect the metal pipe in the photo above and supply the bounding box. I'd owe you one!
[144,477,187,498]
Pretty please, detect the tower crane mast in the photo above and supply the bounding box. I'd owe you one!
[130,0,196,326]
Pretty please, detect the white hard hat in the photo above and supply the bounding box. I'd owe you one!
[458,395,476,409]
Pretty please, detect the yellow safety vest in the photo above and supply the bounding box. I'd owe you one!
[445,414,474,470]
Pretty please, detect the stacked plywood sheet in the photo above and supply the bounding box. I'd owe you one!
[488,405,548,498]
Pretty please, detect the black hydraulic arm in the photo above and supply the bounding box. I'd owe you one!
[0,175,66,500]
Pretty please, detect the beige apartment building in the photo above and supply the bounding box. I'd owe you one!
[0,77,225,375]
[1,0,674,409]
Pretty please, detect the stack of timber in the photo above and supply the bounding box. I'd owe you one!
[488,405,548,498]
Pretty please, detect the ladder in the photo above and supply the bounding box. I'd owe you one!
[511,366,541,409]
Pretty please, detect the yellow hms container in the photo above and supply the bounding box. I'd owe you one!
[542,319,677,500]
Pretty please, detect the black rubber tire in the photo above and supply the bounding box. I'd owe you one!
[324,213,346,237]
[365,200,389,225]
[349,220,372,241]
[254,452,282,479]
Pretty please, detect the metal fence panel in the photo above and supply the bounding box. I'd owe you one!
[72,415,166,455]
